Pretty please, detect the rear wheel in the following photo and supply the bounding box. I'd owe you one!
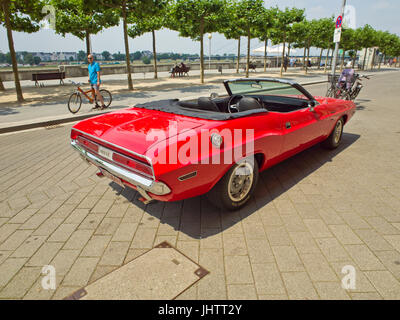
[207,158,259,211]
[99,89,112,108]
[321,117,344,150]
[68,93,82,114]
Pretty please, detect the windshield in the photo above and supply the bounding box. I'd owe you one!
[226,80,309,100]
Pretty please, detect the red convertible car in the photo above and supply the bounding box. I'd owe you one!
[70,78,356,210]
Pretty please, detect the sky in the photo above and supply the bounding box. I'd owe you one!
[0,0,399,56]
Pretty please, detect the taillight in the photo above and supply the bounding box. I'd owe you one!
[112,152,153,177]
[77,136,99,153]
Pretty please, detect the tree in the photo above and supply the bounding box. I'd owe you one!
[358,25,378,70]
[233,0,266,78]
[77,50,87,61]
[100,0,166,90]
[102,50,111,61]
[128,0,168,79]
[24,53,34,65]
[52,0,119,57]
[255,7,275,72]
[312,18,335,70]
[291,19,312,73]
[270,7,305,77]
[168,0,227,83]
[0,0,47,101]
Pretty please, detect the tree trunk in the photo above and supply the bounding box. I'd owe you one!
[340,50,345,71]
[0,76,4,91]
[306,46,310,74]
[318,48,323,69]
[3,0,23,102]
[122,4,133,90]
[302,47,306,70]
[236,37,240,74]
[324,48,330,73]
[246,30,250,78]
[263,39,267,72]
[152,29,158,79]
[352,55,356,69]
[85,30,91,56]
[329,49,334,68]
[200,19,205,83]
[280,35,286,77]
[362,48,367,70]
[287,43,291,57]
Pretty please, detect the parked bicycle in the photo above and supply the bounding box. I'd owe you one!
[326,73,369,101]
[68,81,112,114]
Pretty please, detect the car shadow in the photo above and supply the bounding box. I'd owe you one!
[108,132,361,240]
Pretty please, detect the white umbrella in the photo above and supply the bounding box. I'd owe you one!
[253,44,298,55]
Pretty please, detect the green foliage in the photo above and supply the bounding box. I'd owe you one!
[0,0,47,32]
[142,56,151,64]
[77,50,87,61]
[51,0,119,40]
[270,6,305,45]
[102,50,111,61]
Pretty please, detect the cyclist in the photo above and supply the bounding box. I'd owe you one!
[338,61,355,91]
[87,54,106,110]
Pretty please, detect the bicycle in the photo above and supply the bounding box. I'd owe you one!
[326,73,370,101]
[68,81,112,114]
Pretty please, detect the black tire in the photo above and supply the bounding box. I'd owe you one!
[99,89,112,108]
[321,117,344,150]
[68,93,82,114]
[207,158,259,211]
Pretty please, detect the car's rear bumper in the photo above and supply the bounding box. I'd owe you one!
[71,140,171,203]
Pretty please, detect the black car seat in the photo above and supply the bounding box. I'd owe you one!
[198,97,220,112]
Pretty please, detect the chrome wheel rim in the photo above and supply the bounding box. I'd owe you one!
[228,162,254,202]
[334,120,343,144]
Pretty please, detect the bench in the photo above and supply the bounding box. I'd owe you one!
[32,72,66,87]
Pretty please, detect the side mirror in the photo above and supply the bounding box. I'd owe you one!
[308,101,316,112]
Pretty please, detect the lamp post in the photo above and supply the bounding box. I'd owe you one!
[208,34,212,70]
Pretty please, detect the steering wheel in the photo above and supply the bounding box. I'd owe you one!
[227,95,243,113]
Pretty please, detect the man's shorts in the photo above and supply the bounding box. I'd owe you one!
[91,83,100,91]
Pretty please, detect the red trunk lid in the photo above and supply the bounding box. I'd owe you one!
[72,108,203,156]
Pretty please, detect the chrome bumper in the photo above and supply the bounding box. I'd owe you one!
[71,140,171,200]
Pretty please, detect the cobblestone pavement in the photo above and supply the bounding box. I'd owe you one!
[0,71,400,300]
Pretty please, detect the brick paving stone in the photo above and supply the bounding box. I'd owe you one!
[176,241,199,263]
[63,229,94,250]
[111,222,138,242]
[11,235,46,258]
[364,271,400,299]
[8,208,38,224]
[32,218,64,236]
[200,229,222,249]
[80,235,112,257]
[0,251,11,265]
[0,230,33,251]
[374,250,400,279]
[329,225,363,245]
[50,249,80,276]
[0,267,41,299]
[289,232,320,255]
[272,246,305,272]
[222,233,247,256]
[47,223,77,242]
[0,223,21,244]
[300,252,338,282]
[366,217,400,235]
[62,257,99,287]
[355,229,393,252]
[316,238,350,262]
[78,213,105,230]
[26,242,64,267]
[89,265,118,283]
[64,209,90,224]
[154,235,177,247]
[350,292,383,300]
[130,227,157,249]
[304,219,332,238]
[251,263,286,295]
[264,226,292,246]
[384,235,400,252]
[281,272,319,300]
[345,245,386,271]
[19,214,51,230]
[0,258,28,287]
[199,248,224,275]
[314,282,351,300]
[225,255,254,284]
[197,274,227,300]
[227,284,258,300]
[99,241,130,266]
[246,239,275,264]
[94,217,122,235]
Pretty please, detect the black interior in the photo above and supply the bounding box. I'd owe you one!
[176,94,310,114]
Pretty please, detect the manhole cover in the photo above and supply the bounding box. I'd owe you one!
[64,242,208,300]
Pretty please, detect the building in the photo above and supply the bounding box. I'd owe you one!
[51,52,78,61]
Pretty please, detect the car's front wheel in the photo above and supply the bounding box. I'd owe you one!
[207,158,259,211]
[321,117,344,150]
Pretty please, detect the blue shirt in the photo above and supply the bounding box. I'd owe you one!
[88,62,101,84]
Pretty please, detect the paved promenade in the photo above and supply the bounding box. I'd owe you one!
[0,70,399,300]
